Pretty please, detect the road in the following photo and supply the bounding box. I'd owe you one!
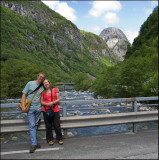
[1,130,158,159]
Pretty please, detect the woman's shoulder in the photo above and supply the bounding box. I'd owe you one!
[53,88,59,92]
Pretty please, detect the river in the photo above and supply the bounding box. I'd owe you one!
[0,90,158,143]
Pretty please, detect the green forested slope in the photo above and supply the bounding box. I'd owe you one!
[1,2,115,99]
[92,7,158,98]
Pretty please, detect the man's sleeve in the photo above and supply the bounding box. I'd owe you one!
[22,82,30,95]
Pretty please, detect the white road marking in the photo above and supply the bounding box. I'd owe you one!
[1,147,63,155]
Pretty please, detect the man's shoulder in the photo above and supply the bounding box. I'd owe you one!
[27,81,36,85]
[29,80,36,83]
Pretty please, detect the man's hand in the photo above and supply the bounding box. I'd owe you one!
[21,94,27,112]
[22,105,27,112]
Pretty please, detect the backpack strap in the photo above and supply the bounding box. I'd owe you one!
[30,87,41,104]
[29,83,42,95]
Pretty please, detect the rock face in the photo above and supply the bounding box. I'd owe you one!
[1,1,118,63]
[99,27,130,61]
[81,32,117,62]
[1,1,84,51]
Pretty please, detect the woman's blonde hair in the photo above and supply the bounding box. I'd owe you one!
[43,79,54,95]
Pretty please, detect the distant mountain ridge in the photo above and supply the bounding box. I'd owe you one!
[99,27,130,61]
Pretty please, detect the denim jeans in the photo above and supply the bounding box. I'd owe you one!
[27,108,41,146]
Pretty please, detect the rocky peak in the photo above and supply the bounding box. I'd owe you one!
[99,27,129,61]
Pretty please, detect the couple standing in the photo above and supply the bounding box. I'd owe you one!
[21,72,63,153]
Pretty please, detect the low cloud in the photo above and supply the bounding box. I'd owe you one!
[144,1,158,15]
[103,12,119,24]
[91,26,101,32]
[151,1,158,7]
[90,26,102,35]
[42,1,77,22]
[56,2,76,22]
[145,8,153,15]
[89,1,122,17]
[124,30,139,44]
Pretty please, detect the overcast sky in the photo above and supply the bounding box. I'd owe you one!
[42,0,158,44]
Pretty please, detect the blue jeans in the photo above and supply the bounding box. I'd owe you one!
[27,109,41,146]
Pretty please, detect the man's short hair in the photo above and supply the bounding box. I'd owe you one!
[38,72,45,77]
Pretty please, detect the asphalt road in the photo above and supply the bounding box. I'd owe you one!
[1,130,158,159]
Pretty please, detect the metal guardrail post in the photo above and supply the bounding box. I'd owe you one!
[62,104,68,138]
[63,105,67,117]
[133,98,138,133]
[63,84,65,91]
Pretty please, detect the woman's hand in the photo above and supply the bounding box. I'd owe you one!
[48,102,54,106]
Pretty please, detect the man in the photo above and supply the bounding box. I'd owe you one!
[21,72,45,153]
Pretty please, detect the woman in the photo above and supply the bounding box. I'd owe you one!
[41,79,63,145]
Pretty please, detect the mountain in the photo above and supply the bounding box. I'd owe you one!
[1,1,118,98]
[99,27,130,61]
[125,6,158,59]
[93,7,158,98]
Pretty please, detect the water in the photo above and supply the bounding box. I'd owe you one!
[0,90,158,143]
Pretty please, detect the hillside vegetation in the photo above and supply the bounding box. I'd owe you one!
[92,7,158,98]
[1,1,116,99]
[1,1,157,99]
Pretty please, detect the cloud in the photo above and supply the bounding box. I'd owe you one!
[145,8,153,15]
[42,1,59,10]
[91,26,101,32]
[103,12,119,24]
[89,1,122,17]
[144,1,158,15]
[104,25,109,29]
[56,2,77,22]
[42,1,77,22]
[124,30,139,44]
[151,1,158,7]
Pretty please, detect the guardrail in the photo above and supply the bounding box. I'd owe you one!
[1,111,158,137]
[1,96,158,138]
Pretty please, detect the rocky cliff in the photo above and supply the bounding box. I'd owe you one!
[1,1,117,62]
[99,27,130,61]
[1,1,83,51]
[1,0,120,98]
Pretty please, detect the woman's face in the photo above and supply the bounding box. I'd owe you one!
[43,80,50,89]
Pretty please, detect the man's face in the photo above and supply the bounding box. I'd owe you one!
[37,74,45,84]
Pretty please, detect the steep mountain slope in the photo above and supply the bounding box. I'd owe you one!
[125,6,158,59]
[99,27,130,61]
[1,1,117,98]
[93,7,158,98]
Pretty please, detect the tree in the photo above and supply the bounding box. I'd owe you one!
[73,72,92,91]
